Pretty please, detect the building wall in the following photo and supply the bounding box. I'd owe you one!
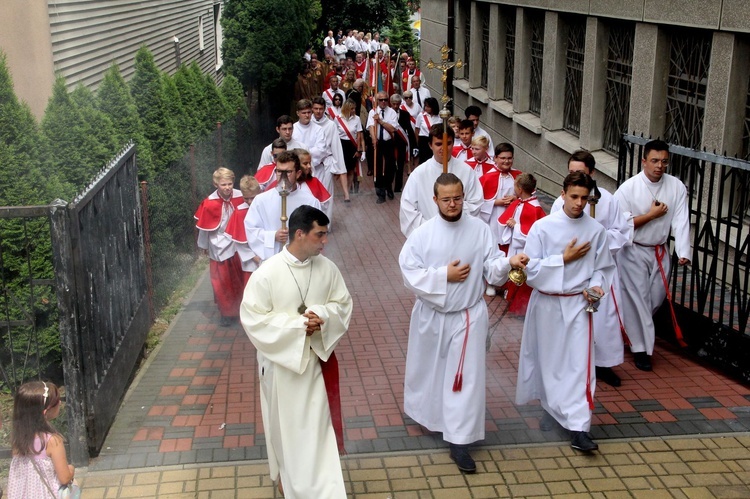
[1,0,225,119]
[0,1,56,117]
[421,0,750,193]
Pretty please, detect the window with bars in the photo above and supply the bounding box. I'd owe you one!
[563,18,585,135]
[463,5,471,77]
[481,5,490,89]
[603,24,634,154]
[504,9,516,102]
[664,30,711,181]
[664,31,711,149]
[743,77,750,161]
[529,12,544,116]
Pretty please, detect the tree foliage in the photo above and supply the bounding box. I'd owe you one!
[318,0,410,35]
[97,63,155,179]
[130,46,182,169]
[220,74,248,118]
[222,0,315,93]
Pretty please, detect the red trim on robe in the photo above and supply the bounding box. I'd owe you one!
[225,203,249,243]
[465,158,494,176]
[452,144,474,160]
[320,352,346,454]
[303,178,332,203]
[194,191,244,231]
[479,168,522,201]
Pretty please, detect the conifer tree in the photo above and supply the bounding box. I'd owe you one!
[202,73,229,132]
[130,46,181,170]
[173,63,205,140]
[97,63,155,179]
[220,74,248,120]
[161,72,191,149]
[40,77,117,196]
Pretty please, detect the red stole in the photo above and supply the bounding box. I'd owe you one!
[320,352,345,454]
[401,68,421,91]
[266,180,331,204]
[498,196,546,235]
[194,191,244,230]
[479,168,522,201]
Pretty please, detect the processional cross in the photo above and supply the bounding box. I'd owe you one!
[426,44,463,173]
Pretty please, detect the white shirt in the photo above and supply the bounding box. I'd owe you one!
[366,106,400,142]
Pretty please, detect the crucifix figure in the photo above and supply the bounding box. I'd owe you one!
[426,44,463,173]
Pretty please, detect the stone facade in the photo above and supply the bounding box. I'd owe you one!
[421,0,750,192]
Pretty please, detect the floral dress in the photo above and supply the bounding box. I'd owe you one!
[7,433,62,498]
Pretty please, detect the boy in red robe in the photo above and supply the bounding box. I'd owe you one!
[225,175,262,285]
[498,173,546,315]
[194,168,245,326]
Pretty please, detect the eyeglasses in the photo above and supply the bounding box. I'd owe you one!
[438,196,464,205]
[404,96,413,100]
[378,98,388,102]
[497,157,514,162]
[647,159,670,166]
[276,169,295,175]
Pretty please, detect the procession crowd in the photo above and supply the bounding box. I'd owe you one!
[192,27,691,499]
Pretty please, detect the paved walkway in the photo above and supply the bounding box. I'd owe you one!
[80,178,750,497]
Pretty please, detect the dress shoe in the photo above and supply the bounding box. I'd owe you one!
[387,189,394,200]
[449,444,476,473]
[570,431,598,452]
[633,352,652,371]
[596,366,622,387]
[539,411,556,431]
[219,316,232,327]
[376,197,385,204]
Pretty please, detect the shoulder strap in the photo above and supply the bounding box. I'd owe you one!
[31,455,59,498]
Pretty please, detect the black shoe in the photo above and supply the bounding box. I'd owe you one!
[376,197,385,204]
[633,352,652,371]
[539,411,556,431]
[354,182,360,194]
[596,366,622,387]
[387,190,394,199]
[449,444,476,473]
[219,316,232,327]
[570,431,598,452]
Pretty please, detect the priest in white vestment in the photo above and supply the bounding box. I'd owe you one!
[550,150,633,387]
[240,205,352,499]
[516,172,615,453]
[399,173,528,473]
[613,140,690,371]
[399,126,482,237]
[244,151,321,262]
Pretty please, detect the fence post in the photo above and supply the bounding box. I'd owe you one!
[48,199,89,466]
[217,121,223,167]
[140,182,155,322]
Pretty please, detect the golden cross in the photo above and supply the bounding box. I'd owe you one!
[426,44,463,108]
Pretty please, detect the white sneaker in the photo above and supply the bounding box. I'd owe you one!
[485,285,496,297]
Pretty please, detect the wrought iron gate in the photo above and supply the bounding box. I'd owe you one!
[618,134,750,382]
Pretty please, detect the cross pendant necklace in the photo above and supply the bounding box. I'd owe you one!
[286,260,313,315]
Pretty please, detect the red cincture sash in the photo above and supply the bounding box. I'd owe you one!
[654,244,687,347]
[453,309,470,392]
[320,352,346,454]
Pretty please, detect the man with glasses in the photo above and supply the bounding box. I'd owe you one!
[399,173,528,474]
[614,139,690,372]
[366,91,400,204]
[244,151,322,262]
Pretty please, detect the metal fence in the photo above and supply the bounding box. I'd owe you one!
[618,134,750,382]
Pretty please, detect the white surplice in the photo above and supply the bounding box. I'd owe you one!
[551,187,633,366]
[399,214,511,444]
[243,187,321,262]
[515,209,615,432]
[613,172,690,354]
[258,138,305,169]
[399,156,483,237]
[312,115,347,221]
[240,248,352,499]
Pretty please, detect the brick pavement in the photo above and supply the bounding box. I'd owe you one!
[84,177,750,496]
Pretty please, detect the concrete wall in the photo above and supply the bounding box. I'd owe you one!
[421,0,750,194]
[1,0,225,119]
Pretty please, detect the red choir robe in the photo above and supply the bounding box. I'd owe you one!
[194,190,245,317]
[465,157,494,177]
[255,163,277,191]
[452,143,474,162]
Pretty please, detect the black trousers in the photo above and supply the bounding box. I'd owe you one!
[369,139,395,198]
[393,137,408,191]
